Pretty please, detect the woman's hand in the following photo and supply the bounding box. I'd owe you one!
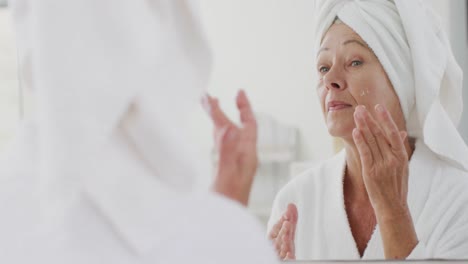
[268,204,298,260]
[353,104,409,214]
[202,90,258,206]
[353,104,418,259]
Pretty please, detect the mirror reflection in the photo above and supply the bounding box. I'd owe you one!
[200,0,468,260]
[0,0,467,262]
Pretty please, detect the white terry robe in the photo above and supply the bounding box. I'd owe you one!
[267,0,468,260]
[0,124,279,263]
[267,139,468,260]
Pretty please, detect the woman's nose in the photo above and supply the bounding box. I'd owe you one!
[323,67,345,90]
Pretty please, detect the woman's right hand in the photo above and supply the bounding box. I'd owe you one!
[268,203,298,260]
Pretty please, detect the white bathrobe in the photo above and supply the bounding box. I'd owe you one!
[268,139,468,260]
[269,0,468,260]
[0,123,278,263]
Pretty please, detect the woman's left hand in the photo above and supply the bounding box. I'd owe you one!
[353,104,418,259]
[202,90,258,207]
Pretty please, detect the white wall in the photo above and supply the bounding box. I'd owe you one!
[448,0,468,143]
[195,0,333,163]
[0,9,20,150]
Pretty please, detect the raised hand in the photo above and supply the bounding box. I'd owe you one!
[352,104,418,259]
[352,104,409,214]
[268,204,298,260]
[202,90,258,206]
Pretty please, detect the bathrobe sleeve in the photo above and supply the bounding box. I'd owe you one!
[408,163,468,260]
[408,206,468,260]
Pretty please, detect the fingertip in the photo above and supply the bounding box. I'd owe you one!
[375,104,385,113]
[236,89,250,106]
[355,105,366,112]
[353,110,359,121]
[287,203,298,220]
[352,128,361,139]
[354,105,366,120]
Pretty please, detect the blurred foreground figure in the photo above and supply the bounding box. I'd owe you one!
[0,0,277,263]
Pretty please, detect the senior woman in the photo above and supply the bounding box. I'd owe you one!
[267,0,468,261]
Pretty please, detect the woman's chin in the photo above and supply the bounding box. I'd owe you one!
[327,125,354,140]
[326,114,355,138]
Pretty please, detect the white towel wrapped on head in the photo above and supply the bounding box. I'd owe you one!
[314,0,468,172]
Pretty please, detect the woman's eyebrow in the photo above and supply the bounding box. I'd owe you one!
[342,39,370,50]
[316,47,329,58]
[317,39,370,58]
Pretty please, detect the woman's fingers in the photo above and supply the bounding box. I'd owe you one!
[270,205,297,260]
[286,220,296,260]
[364,107,392,156]
[354,106,381,163]
[236,90,258,163]
[276,221,288,255]
[286,203,298,244]
[270,204,296,240]
[353,128,373,170]
[279,221,293,259]
[202,94,235,129]
[285,204,298,224]
[236,90,257,138]
[375,104,406,155]
[217,126,240,172]
[285,252,295,260]
[269,215,287,240]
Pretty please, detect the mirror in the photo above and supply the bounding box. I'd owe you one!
[1,0,467,262]
[0,4,21,150]
[196,0,468,261]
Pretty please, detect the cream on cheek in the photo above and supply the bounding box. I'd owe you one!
[359,89,370,97]
[348,66,390,107]
[344,73,375,106]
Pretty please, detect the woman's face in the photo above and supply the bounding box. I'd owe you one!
[316,23,405,141]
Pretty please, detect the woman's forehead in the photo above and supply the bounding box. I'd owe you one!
[318,23,372,57]
[321,23,364,47]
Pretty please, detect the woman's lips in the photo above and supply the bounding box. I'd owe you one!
[327,101,352,112]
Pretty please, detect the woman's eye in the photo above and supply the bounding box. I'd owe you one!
[319,66,330,73]
[351,60,363,67]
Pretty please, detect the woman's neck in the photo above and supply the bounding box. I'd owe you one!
[343,140,369,203]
